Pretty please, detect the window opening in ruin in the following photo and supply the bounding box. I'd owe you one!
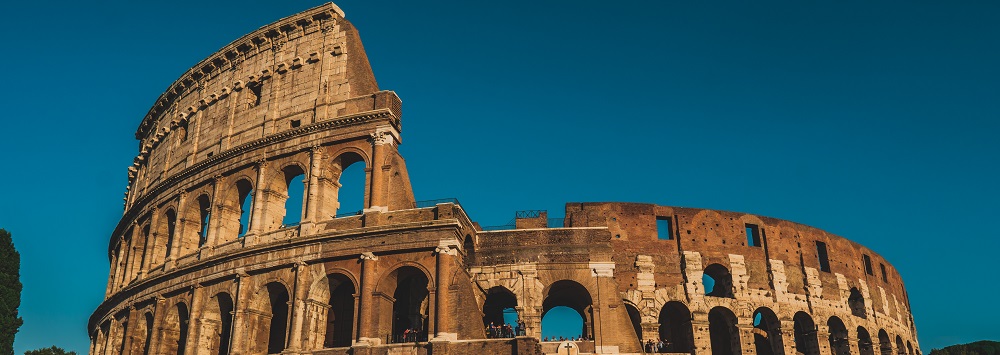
[265,283,290,354]
[165,210,177,259]
[336,154,366,215]
[177,303,190,355]
[896,336,906,355]
[880,263,888,282]
[624,303,642,342]
[863,254,874,275]
[236,180,254,237]
[197,195,211,246]
[541,280,593,341]
[828,316,851,355]
[708,307,741,355]
[483,287,519,338]
[703,264,735,298]
[290,119,301,128]
[849,288,867,318]
[816,241,831,272]
[142,312,153,355]
[216,293,234,355]
[659,301,695,353]
[117,319,129,355]
[878,329,892,355]
[390,267,429,343]
[178,121,189,142]
[657,216,673,240]
[323,274,356,348]
[282,169,305,227]
[793,311,820,355]
[858,327,875,355]
[746,224,761,247]
[463,235,475,267]
[752,307,783,355]
[247,83,262,108]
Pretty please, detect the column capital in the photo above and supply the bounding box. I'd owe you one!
[360,252,378,261]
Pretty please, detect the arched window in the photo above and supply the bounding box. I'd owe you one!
[703,264,734,298]
[659,301,694,353]
[624,302,641,344]
[896,336,906,355]
[794,312,819,355]
[541,280,593,341]
[849,288,867,318]
[878,329,892,355]
[709,307,740,355]
[828,316,850,355]
[334,153,366,215]
[163,209,177,261]
[392,268,430,342]
[162,303,190,355]
[858,327,875,355]
[281,166,306,227]
[752,307,784,355]
[197,195,211,246]
[236,180,254,238]
[200,292,234,355]
[248,282,290,354]
[482,287,518,338]
[306,273,357,348]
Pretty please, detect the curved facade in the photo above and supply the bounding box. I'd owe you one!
[90,3,920,355]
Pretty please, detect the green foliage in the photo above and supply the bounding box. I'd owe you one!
[0,229,22,355]
[23,346,77,355]
[929,341,1000,355]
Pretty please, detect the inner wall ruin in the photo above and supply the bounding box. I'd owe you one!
[89,3,919,355]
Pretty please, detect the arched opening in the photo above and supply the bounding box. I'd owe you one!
[128,312,151,355]
[624,302,642,345]
[281,165,306,227]
[878,329,892,355]
[793,311,819,355]
[907,341,914,355]
[827,316,850,355]
[334,153,366,215]
[463,235,475,267]
[248,282,290,354]
[161,303,190,355]
[162,209,177,263]
[541,280,593,341]
[849,288,866,319]
[200,292,234,355]
[896,336,906,355]
[708,306,740,355]
[236,180,254,238]
[197,195,211,247]
[858,327,875,355]
[482,287,518,338]
[388,267,430,342]
[142,312,153,355]
[658,301,694,353]
[116,317,129,355]
[703,264,734,298]
[752,307,784,355]
[323,274,356,348]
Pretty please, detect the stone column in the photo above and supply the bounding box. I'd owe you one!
[739,323,758,355]
[366,126,398,212]
[249,160,268,235]
[302,145,323,230]
[168,192,188,268]
[184,285,205,355]
[356,252,379,345]
[433,242,458,341]
[780,320,797,355]
[140,208,160,276]
[147,296,168,355]
[287,261,309,351]
[205,176,224,248]
[691,313,712,355]
[230,272,251,355]
[590,262,615,354]
[818,328,833,355]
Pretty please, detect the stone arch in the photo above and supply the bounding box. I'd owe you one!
[623,301,642,345]
[703,263,735,298]
[199,292,234,355]
[896,335,906,355]
[752,307,784,355]
[128,311,154,355]
[153,207,178,266]
[247,282,291,355]
[483,286,519,337]
[827,316,850,355]
[858,326,875,355]
[329,151,368,215]
[849,287,867,319]
[258,161,309,232]
[304,272,357,349]
[541,280,594,340]
[179,193,209,255]
[658,301,694,353]
[878,329,892,355]
[708,306,741,355]
[375,265,432,343]
[907,341,914,355]
[160,302,190,355]
[793,311,819,355]
[218,178,254,245]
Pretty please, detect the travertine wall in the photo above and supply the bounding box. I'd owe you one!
[90,3,919,355]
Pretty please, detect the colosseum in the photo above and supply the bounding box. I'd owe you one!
[88,3,920,355]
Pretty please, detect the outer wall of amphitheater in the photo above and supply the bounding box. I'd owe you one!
[89,3,920,355]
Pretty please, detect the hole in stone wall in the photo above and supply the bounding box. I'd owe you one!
[746,224,762,247]
[290,119,301,128]
[816,241,831,272]
[849,288,867,318]
[863,254,874,275]
[703,264,734,298]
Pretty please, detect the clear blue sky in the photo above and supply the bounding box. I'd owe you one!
[1,0,998,353]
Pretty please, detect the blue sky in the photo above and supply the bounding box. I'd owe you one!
[1,0,998,353]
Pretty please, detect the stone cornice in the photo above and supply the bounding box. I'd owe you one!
[134,2,345,141]
[110,109,398,257]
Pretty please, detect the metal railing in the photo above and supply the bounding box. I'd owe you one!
[515,210,544,218]
[415,198,461,208]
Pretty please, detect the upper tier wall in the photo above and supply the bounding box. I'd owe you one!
[124,3,387,209]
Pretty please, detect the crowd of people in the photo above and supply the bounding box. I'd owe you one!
[396,328,426,343]
[486,320,527,338]
[644,339,672,353]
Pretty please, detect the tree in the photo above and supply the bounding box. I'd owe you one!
[930,341,1000,355]
[0,229,22,355]
[24,347,77,355]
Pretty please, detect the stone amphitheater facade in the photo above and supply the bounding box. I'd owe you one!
[89,3,921,355]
